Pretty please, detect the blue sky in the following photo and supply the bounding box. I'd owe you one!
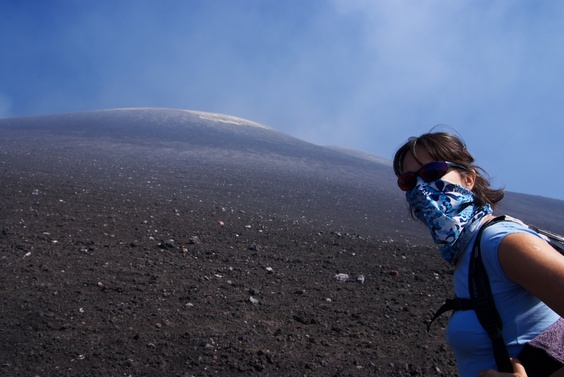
[2,0,564,200]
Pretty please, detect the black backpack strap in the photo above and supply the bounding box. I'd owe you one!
[427,297,474,332]
[469,216,513,373]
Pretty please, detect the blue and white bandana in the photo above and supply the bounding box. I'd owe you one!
[406,178,493,265]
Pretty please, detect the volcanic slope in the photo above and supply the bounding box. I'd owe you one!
[0,108,563,377]
[0,108,424,241]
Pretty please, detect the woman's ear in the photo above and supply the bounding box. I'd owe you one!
[464,169,477,190]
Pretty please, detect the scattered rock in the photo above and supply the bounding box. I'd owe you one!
[249,288,260,296]
[334,273,349,282]
[248,243,261,251]
[158,240,175,249]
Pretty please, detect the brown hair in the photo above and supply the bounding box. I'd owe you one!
[393,132,504,208]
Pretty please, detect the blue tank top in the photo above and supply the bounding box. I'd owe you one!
[446,220,560,377]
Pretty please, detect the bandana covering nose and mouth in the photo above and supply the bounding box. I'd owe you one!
[406,177,493,265]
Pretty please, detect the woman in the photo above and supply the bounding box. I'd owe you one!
[393,132,564,377]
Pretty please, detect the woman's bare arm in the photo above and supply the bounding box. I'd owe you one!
[498,232,564,318]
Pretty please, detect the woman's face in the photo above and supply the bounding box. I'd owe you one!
[402,146,473,189]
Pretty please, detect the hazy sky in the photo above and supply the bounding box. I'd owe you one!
[2,0,564,200]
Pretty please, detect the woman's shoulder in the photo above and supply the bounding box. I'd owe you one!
[479,217,543,274]
[481,216,539,244]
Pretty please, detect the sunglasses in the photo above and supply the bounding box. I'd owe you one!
[397,160,467,191]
